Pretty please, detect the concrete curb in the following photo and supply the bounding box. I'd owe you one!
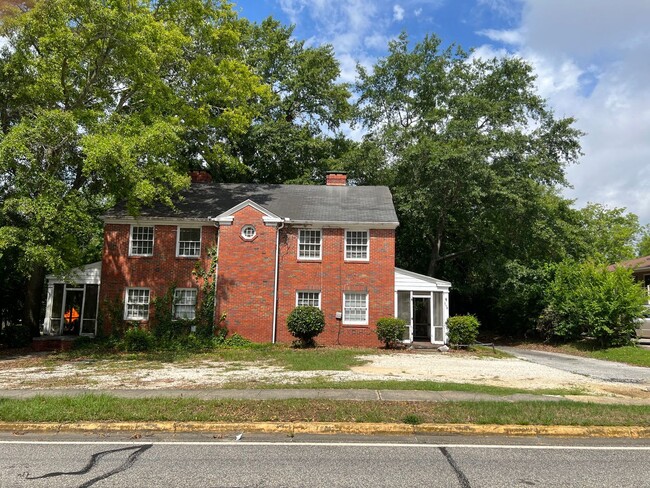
[0,421,648,438]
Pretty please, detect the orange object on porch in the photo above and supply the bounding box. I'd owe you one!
[64,307,79,324]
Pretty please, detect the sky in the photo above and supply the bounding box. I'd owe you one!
[233,0,650,225]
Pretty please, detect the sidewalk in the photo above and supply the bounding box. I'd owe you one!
[1,388,648,404]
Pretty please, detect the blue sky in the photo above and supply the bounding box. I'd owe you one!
[233,0,650,226]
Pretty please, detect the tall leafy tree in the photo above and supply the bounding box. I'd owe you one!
[231,18,353,184]
[355,33,583,280]
[0,0,266,335]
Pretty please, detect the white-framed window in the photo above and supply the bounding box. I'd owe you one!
[296,291,321,308]
[129,226,154,256]
[298,229,322,260]
[345,230,369,261]
[177,227,201,257]
[124,288,150,320]
[241,225,256,240]
[343,292,368,325]
[173,288,197,320]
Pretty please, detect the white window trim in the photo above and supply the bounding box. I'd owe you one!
[176,226,202,258]
[129,225,154,257]
[297,228,322,261]
[342,292,369,325]
[173,288,198,320]
[344,229,370,262]
[296,290,322,309]
[124,287,150,321]
[241,225,256,240]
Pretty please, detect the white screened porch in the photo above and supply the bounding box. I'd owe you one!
[394,267,451,344]
[43,261,101,337]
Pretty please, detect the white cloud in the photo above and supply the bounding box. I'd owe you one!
[414,8,422,16]
[474,0,650,223]
[478,28,523,45]
[393,4,405,21]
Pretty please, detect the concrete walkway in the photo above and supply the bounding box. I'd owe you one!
[497,346,650,384]
[2,388,650,405]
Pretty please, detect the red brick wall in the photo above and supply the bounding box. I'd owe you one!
[215,207,277,342]
[99,223,216,332]
[275,227,395,347]
[99,217,396,347]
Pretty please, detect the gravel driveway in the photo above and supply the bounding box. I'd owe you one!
[1,352,648,399]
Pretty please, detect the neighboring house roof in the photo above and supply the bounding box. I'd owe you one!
[104,183,399,226]
[607,255,650,272]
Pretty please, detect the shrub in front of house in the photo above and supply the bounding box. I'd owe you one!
[287,306,325,347]
[447,315,480,347]
[0,324,32,348]
[537,260,647,348]
[122,327,154,352]
[375,317,407,348]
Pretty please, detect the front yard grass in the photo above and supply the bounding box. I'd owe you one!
[514,341,650,368]
[0,395,647,426]
[36,343,375,371]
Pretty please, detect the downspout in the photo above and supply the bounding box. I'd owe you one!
[212,221,220,329]
[272,220,286,344]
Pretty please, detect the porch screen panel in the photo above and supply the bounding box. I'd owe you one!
[51,284,64,334]
[397,291,411,340]
[81,285,99,334]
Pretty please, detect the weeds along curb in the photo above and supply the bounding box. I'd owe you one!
[0,422,648,438]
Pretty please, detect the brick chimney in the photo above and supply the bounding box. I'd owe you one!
[189,170,213,183]
[325,171,347,186]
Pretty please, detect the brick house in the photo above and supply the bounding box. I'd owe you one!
[42,172,451,347]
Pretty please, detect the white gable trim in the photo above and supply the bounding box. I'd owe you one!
[210,199,283,226]
[46,261,102,285]
[395,267,451,291]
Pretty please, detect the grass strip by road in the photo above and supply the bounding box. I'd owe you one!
[0,395,647,426]
[221,379,585,397]
[512,342,650,368]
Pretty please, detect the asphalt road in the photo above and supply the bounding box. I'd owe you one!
[1,434,649,487]
[497,346,650,384]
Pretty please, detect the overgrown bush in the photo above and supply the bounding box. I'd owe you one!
[0,324,32,348]
[287,306,325,347]
[375,317,406,348]
[537,260,647,347]
[122,327,154,352]
[447,315,480,346]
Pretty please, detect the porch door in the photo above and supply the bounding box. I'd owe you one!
[413,296,431,341]
[62,289,83,336]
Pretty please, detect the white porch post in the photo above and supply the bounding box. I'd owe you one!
[43,283,54,335]
[442,289,450,344]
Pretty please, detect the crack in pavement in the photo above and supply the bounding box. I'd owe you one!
[26,444,152,488]
[439,447,471,488]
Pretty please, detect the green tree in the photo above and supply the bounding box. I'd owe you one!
[355,33,583,279]
[636,226,650,257]
[0,0,265,336]
[573,203,641,264]
[231,18,353,184]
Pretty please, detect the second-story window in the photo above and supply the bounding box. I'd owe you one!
[345,230,369,260]
[130,226,154,256]
[177,227,201,257]
[298,229,321,260]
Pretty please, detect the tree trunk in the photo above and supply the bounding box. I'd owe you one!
[23,264,45,337]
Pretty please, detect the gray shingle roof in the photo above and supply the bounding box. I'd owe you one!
[105,183,399,225]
